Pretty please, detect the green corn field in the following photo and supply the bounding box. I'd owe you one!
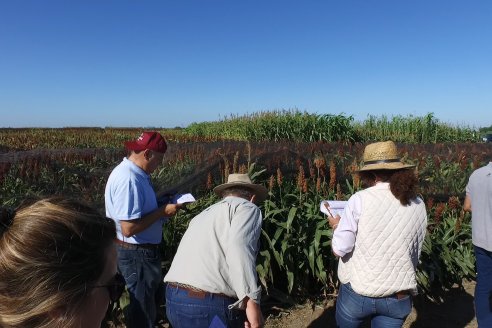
[0,111,488,325]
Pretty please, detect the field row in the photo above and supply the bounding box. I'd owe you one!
[1,140,488,303]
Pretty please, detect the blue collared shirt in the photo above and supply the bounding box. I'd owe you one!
[105,157,165,244]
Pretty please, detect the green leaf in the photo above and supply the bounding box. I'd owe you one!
[308,245,315,273]
[287,271,294,294]
[287,207,297,233]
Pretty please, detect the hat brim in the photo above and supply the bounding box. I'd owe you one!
[357,162,415,172]
[214,182,268,203]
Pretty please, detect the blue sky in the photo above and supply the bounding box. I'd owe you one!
[1,0,491,128]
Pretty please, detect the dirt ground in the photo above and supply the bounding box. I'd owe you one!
[264,280,477,328]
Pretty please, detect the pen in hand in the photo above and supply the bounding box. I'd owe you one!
[323,201,335,218]
[324,202,340,230]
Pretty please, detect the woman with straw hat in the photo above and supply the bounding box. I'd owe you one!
[327,141,427,328]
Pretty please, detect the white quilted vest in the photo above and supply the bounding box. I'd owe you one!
[337,183,427,297]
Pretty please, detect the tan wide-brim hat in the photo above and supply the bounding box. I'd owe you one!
[214,173,268,203]
[357,141,415,172]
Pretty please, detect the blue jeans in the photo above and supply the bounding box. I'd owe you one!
[336,283,412,328]
[474,245,492,327]
[165,284,246,328]
[117,245,162,328]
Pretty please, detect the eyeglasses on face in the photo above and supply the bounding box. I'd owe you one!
[92,272,126,302]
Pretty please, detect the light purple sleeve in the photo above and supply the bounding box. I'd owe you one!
[331,193,362,257]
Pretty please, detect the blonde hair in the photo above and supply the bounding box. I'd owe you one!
[0,197,116,328]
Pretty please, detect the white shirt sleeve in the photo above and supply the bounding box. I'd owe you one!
[331,193,362,257]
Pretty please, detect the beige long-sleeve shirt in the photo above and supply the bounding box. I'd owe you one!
[164,196,262,309]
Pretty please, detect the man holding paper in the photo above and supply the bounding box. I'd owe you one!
[105,131,182,328]
[326,141,427,328]
[164,174,267,328]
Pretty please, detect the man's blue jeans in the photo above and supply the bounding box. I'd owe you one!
[336,283,412,328]
[165,284,246,328]
[117,245,162,328]
[474,245,492,327]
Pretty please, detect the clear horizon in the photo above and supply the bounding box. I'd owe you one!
[1,1,491,129]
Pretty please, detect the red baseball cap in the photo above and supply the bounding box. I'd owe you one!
[124,132,167,154]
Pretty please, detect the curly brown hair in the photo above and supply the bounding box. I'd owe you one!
[358,169,418,206]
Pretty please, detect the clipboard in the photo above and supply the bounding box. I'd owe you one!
[320,200,347,217]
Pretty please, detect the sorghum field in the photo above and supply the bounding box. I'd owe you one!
[1,111,489,327]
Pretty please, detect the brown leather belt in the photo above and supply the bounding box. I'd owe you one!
[115,239,159,250]
[167,282,235,300]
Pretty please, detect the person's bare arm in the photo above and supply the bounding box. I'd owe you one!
[463,195,472,212]
[120,203,182,237]
[244,297,264,328]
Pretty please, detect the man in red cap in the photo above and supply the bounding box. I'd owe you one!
[105,131,181,328]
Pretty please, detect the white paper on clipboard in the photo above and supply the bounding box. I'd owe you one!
[173,193,196,204]
[320,200,347,217]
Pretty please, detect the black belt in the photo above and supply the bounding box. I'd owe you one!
[347,283,410,300]
[115,239,159,250]
[392,290,411,299]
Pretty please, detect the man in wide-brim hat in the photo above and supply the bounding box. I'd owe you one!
[164,174,267,328]
[213,173,268,203]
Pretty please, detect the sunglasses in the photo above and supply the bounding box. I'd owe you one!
[92,272,126,302]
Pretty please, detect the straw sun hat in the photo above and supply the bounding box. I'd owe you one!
[214,174,268,203]
[358,141,415,172]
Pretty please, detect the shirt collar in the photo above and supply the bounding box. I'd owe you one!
[123,157,149,178]
[373,181,390,189]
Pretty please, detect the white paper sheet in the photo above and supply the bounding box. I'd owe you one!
[320,200,347,217]
[173,193,196,204]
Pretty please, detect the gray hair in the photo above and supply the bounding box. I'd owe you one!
[220,186,255,200]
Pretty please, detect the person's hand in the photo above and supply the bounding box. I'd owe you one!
[244,314,264,328]
[244,298,264,328]
[327,214,341,230]
[163,203,183,217]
